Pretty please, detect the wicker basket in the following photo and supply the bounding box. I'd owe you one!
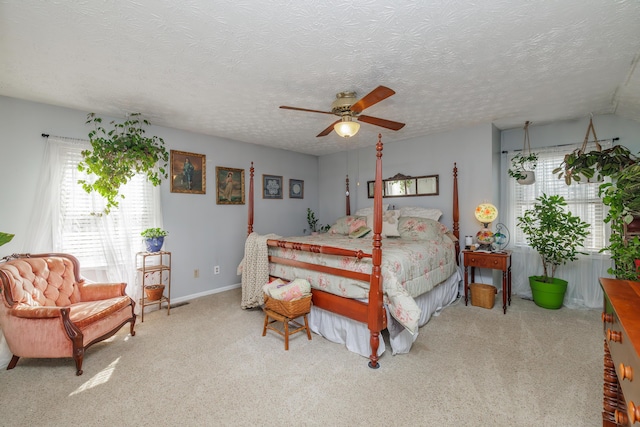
[263,293,312,318]
[144,284,165,301]
[470,283,496,309]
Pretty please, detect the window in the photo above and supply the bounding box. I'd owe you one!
[27,136,162,306]
[57,143,157,269]
[507,141,611,253]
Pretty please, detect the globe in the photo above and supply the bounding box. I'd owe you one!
[476,228,495,244]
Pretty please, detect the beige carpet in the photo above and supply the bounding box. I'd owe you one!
[0,288,602,426]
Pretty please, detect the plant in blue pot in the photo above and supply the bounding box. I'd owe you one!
[141,228,168,252]
[517,194,590,309]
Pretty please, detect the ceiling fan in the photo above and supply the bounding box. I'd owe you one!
[279,85,406,138]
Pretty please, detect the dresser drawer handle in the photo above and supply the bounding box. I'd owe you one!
[616,409,629,424]
[629,401,640,424]
[602,312,614,323]
[607,329,622,343]
[620,363,634,382]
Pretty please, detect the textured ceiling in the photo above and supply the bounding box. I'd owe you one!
[1,0,639,156]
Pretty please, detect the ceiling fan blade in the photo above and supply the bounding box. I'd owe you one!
[280,106,334,115]
[317,120,341,137]
[358,115,405,131]
[350,86,396,113]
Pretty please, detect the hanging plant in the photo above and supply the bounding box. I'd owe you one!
[78,113,169,214]
[508,152,538,181]
[554,144,637,185]
[508,121,538,185]
[552,116,637,185]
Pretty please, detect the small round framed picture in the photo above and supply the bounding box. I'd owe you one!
[289,179,304,199]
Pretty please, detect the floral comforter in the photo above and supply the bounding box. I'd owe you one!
[268,233,457,334]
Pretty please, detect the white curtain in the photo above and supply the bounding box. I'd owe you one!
[499,141,615,309]
[0,136,163,368]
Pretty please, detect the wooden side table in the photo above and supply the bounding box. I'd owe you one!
[463,250,512,314]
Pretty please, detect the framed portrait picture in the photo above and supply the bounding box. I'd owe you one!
[289,179,304,199]
[170,150,205,194]
[215,166,245,205]
[262,174,283,199]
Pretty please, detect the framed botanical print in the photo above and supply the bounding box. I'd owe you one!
[262,174,283,199]
[170,150,205,194]
[289,179,304,199]
[215,166,245,205]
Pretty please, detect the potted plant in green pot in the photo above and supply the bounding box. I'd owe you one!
[78,113,169,215]
[141,228,168,253]
[517,194,590,309]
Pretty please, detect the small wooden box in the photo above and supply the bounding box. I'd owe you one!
[470,283,496,309]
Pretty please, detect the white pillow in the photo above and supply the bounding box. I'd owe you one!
[399,206,443,221]
[366,210,401,237]
[355,204,389,216]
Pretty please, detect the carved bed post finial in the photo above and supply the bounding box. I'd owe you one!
[248,162,254,236]
[345,175,351,216]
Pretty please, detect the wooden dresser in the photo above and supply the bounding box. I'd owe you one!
[600,278,640,426]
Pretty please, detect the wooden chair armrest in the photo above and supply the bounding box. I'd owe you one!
[78,282,126,301]
[10,305,63,319]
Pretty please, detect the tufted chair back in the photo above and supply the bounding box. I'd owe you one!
[1,256,82,308]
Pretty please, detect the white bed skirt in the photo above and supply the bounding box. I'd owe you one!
[307,267,462,358]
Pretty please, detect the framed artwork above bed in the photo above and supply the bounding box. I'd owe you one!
[262,174,283,199]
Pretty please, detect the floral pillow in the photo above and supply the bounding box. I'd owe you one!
[398,216,448,240]
[366,209,401,237]
[327,216,367,235]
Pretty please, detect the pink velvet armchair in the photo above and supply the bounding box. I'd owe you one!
[0,253,136,375]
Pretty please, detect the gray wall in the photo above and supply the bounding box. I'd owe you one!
[318,123,498,243]
[501,114,640,154]
[0,96,319,300]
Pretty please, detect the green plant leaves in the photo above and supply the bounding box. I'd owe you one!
[141,228,168,238]
[517,194,590,281]
[78,113,169,214]
[508,152,538,180]
[0,232,14,247]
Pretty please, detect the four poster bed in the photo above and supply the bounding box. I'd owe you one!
[242,135,460,368]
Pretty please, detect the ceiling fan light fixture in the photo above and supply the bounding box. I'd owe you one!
[334,117,360,138]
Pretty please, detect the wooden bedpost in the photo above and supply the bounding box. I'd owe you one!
[368,134,384,369]
[248,162,254,236]
[452,163,460,262]
[345,175,351,216]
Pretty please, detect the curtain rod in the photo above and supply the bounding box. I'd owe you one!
[41,133,88,143]
[501,137,619,154]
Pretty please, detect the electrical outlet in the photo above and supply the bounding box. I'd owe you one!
[214,265,220,275]
[194,269,199,278]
